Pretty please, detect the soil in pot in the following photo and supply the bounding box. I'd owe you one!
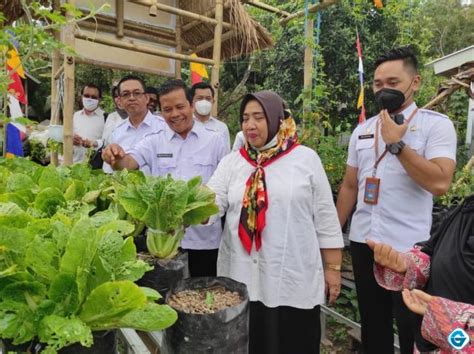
[168,285,242,314]
[162,277,249,354]
[136,251,189,298]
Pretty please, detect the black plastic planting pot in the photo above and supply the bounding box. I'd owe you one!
[137,251,189,298]
[1,330,117,354]
[59,330,117,354]
[162,277,249,354]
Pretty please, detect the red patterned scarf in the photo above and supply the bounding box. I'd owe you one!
[238,117,299,254]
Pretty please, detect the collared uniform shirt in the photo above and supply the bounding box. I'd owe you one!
[72,108,105,163]
[194,115,231,152]
[207,146,344,309]
[128,122,228,250]
[101,111,126,147]
[103,111,165,174]
[347,103,457,252]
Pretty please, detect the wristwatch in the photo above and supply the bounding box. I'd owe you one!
[386,140,406,155]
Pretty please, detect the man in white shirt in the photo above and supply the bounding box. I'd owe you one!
[101,86,128,147]
[72,84,105,163]
[336,46,457,354]
[102,79,227,277]
[190,82,231,151]
[102,75,165,174]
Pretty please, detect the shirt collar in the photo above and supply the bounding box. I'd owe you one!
[125,111,155,130]
[164,120,201,141]
[400,102,418,120]
[81,107,104,117]
[193,114,215,124]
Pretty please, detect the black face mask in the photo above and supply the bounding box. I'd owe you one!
[374,88,405,113]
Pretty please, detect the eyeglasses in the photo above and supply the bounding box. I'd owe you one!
[83,94,99,99]
[120,91,146,100]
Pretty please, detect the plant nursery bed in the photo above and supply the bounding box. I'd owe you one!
[168,286,242,314]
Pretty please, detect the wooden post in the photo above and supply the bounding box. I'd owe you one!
[243,0,291,17]
[303,14,314,128]
[74,32,215,65]
[211,0,224,117]
[116,0,124,38]
[128,0,234,30]
[50,0,61,166]
[280,0,337,25]
[175,0,182,79]
[62,0,76,166]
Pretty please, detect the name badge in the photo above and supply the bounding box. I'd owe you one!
[358,134,374,140]
[157,153,173,158]
[364,177,380,205]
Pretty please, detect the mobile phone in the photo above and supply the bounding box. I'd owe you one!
[390,114,404,125]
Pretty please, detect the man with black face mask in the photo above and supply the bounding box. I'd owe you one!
[336,46,457,354]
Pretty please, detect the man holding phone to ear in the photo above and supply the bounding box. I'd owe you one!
[336,46,457,354]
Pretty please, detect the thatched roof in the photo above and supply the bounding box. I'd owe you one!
[0,0,49,24]
[2,0,274,60]
[179,0,274,59]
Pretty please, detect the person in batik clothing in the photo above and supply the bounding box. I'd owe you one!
[367,194,474,353]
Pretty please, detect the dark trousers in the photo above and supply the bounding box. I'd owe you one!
[186,248,218,277]
[249,301,321,354]
[350,241,415,354]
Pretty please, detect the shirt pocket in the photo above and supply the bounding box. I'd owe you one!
[192,156,215,183]
[406,138,425,157]
[156,157,177,175]
[355,138,375,166]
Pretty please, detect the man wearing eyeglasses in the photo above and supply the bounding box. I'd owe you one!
[102,75,165,174]
[102,79,228,277]
[72,83,105,163]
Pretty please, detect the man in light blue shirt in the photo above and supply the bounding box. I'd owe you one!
[103,75,165,174]
[102,79,227,277]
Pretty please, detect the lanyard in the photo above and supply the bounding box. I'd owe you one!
[372,108,419,177]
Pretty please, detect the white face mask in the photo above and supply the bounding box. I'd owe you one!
[194,99,212,116]
[82,97,99,112]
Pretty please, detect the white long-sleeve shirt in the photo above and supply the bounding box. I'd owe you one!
[72,108,105,163]
[207,145,344,309]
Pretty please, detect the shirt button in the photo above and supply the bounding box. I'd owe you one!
[253,259,258,264]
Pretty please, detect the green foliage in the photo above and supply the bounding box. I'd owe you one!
[115,174,219,259]
[301,131,349,191]
[0,159,178,352]
[334,288,360,323]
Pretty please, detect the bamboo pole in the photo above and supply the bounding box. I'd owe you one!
[175,0,182,79]
[116,0,124,38]
[79,20,188,49]
[76,57,175,77]
[280,0,337,25]
[50,22,60,166]
[53,64,64,80]
[74,32,215,65]
[128,0,234,30]
[192,30,236,55]
[62,0,76,166]
[303,15,314,127]
[243,0,291,17]
[211,0,224,117]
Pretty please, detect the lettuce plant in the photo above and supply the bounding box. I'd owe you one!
[0,206,177,353]
[116,174,218,259]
